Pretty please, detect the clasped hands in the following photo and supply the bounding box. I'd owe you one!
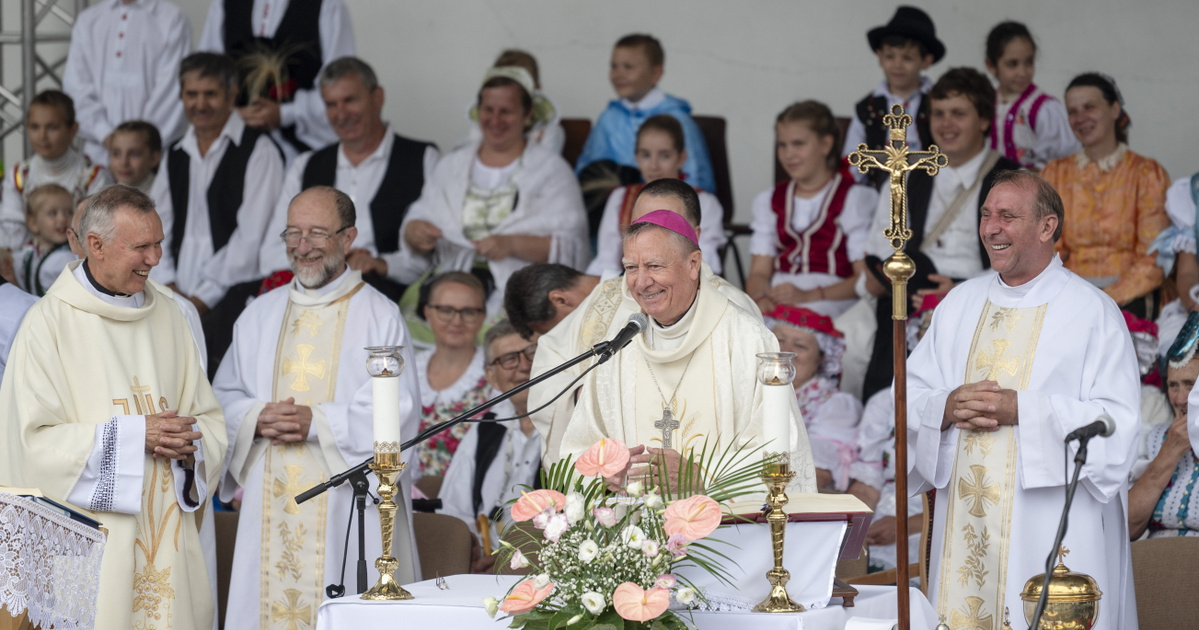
[604,445,703,494]
[942,380,1018,432]
[256,397,314,445]
[145,410,202,460]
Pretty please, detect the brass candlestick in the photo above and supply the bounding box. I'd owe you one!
[753,457,804,614]
[361,448,413,601]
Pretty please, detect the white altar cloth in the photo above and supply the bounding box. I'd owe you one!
[315,574,938,630]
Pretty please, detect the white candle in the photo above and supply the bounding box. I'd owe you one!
[372,375,401,446]
[761,382,793,455]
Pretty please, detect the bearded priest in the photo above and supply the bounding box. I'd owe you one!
[0,185,225,629]
[908,170,1139,629]
[560,201,816,493]
[213,186,421,629]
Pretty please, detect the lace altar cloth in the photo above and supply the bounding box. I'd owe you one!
[0,492,106,629]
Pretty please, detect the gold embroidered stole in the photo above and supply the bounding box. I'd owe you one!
[124,378,191,629]
[938,300,1046,630]
[260,291,354,630]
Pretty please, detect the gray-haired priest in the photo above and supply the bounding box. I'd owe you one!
[907,171,1139,629]
[213,186,421,629]
[559,180,816,493]
[0,185,225,629]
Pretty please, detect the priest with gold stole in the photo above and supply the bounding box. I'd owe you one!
[907,171,1139,629]
[559,182,816,492]
[0,185,225,629]
[213,186,420,629]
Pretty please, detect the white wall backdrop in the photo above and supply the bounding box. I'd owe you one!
[48,1,1199,224]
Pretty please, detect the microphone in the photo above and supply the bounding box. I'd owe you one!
[1064,415,1116,442]
[597,313,649,363]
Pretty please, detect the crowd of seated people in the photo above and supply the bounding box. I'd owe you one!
[1,3,1197,599]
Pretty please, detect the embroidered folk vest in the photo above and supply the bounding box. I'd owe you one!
[770,173,854,277]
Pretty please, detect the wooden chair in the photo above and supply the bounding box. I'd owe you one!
[692,115,747,286]
[845,490,933,594]
[415,474,443,500]
[214,510,239,629]
[1131,536,1199,630]
[413,512,473,579]
[559,118,592,169]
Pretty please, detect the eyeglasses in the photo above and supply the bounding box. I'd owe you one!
[427,304,486,324]
[280,226,350,248]
[489,343,537,369]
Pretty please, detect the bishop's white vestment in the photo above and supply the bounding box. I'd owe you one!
[560,275,816,492]
[529,263,759,466]
[0,261,225,630]
[908,256,1139,630]
[212,269,421,630]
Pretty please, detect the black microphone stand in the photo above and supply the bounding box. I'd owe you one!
[1028,436,1094,629]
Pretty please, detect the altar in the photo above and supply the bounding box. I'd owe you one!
[316,574,938,629]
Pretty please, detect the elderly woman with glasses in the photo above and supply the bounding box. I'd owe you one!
[413,271,492,476]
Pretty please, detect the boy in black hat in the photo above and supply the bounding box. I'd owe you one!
[842,5,945,187]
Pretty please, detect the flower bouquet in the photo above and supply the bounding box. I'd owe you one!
[486,438,770,630]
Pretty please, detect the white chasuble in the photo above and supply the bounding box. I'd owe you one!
[561,278,816,493]
[260,285,359,629]
[938,301,1045,629]
[0,262,224,630]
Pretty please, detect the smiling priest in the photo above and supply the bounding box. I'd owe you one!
[0,185,225,629]
[560,192,816,493]
[908,170,1139,629]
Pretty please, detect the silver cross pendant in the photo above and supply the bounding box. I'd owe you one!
[654,408,680,450]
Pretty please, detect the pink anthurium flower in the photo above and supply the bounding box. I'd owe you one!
[612,583,670,621]
[498,578,555,615]
[663,495,722,541]
[575,438,631,478]
[510,489,567,522]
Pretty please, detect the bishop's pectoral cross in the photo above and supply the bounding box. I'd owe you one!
[847,104,949,320]
[654,408,680,450]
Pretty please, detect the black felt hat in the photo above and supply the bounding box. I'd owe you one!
[867,6,945,63]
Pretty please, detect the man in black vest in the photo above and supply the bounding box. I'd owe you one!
[150,52,284,377]
[198,0,355,162]
[437,319,541,573]
[856,67,1021,402]
[259,56,437,301]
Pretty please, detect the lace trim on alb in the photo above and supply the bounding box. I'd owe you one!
[90,417,120,512]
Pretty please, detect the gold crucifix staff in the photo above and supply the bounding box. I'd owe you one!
[848,104,947,630]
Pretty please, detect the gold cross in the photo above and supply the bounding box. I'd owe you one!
[958,464,1001,518]
[282,344,326,392]
[291,310,323,337]
[273,464,315,515]
[270,588,312,630]
[949,596,993,630]
[976,339,1019,381]
[847,104,949,253]
[1058,545,1071,564]
[130,377,151,394]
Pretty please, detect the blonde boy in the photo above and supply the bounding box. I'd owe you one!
[14,184,76,296]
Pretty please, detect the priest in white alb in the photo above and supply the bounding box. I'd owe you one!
[559,205,816,492]
[908,170,1139,629]
[213,186,420,630]
[523,178,760,466]
[0,185,225,629]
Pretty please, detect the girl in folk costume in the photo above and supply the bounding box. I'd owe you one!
[1043,72,1171,319]
[766,304,861,491]
[748,101,878,317]
[984,22,1078,171]
[586,114,726,276]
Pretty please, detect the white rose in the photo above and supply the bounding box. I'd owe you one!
[625,480,644,497]
[565,492,586,524]
[509,550,528,570]
[642,538,660,557]
[483,596,499,617]
[581,591,606,615]
[578,539,600,563]
[533,573,551,588]
[544,513,571,542]
[676,587,696,606]
[621,525,646,548]
[644,492,664,510]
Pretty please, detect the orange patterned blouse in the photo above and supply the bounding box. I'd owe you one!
[1042,146,1170,306]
